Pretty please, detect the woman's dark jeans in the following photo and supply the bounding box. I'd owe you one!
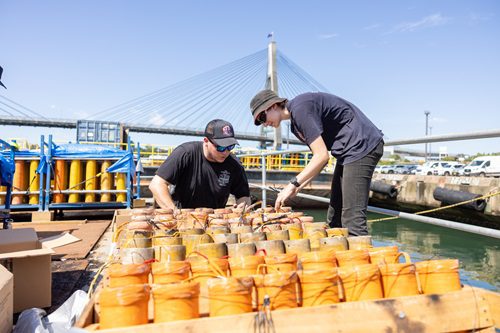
[326,140,384,236]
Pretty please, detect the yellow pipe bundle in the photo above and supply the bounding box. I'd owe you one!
[115,173,126,202]
[29,160,40,204]
[85,160,97,202]
[0,186,6,205]
[100,161,112,202]
[12,160,27,205]
[68,160,82,203]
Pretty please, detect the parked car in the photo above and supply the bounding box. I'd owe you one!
[451,164,465,176]
[395,164,418,174]
[433,162,462,176]
[445,163,465,176]
[415,161,450,176]
[379,165,395,174]
[408,165,418,174]
[463,156,500,177]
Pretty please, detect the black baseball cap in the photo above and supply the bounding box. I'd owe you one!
[204,119,239,147]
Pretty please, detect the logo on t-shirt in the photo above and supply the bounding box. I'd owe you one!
[218,170,230,187]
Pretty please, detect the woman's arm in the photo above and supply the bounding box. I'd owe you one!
[275,136,330,210]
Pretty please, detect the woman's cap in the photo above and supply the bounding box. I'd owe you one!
[250,90,287,125]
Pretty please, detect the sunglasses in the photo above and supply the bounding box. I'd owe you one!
[256,110,267,125]
[209,139,236,152]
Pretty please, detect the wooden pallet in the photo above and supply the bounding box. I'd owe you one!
[75,285,500,332]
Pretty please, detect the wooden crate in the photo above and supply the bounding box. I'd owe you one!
[75,285,500,332]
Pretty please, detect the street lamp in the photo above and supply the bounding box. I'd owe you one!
[424,111,430,162]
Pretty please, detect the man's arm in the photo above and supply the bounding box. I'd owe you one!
[149,175,176,210]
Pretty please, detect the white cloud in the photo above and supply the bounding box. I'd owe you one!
[363,23,381,30]
[469,12,493,23]
[318,33,338,40]
[148,112,167,125]
[391,13,451,33]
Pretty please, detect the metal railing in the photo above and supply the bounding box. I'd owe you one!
[249,173,500,239]
[6,128,500,170]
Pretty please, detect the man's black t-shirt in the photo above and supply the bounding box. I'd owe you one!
[288,92,383,165]
[155,141,250,208]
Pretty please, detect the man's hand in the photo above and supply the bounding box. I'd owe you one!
[233,201,247,210]
[274,183,299,211]
[234,196,251,210]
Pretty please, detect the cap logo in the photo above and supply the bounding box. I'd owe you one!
[222,125,232,137]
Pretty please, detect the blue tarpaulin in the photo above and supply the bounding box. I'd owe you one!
[1,143,130,159]
[1,142,135,182]
[51,144,129,159]
[0,154,14,186]
[36,156,49,175]
[106,153,135,174]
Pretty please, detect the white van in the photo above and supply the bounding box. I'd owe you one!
[463,156,500,177]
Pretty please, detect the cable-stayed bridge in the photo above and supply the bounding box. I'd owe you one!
[0,42,327,146]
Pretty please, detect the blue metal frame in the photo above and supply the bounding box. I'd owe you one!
[0,139,14,211]
[46,135,137,210]
[126,136,132,209]
[38,135,45,210]
[136,142,141,200]
[0,137,47,211]
[1,135,141,211]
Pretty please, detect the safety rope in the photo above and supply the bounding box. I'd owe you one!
[368,189,500,223]
[48,161,106,194]
[11,173,38,195]
[66,172,103,191]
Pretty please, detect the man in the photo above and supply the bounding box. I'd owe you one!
[250,90,383,236]
[149,119,251,209]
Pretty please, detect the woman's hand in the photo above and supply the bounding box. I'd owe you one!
[275,183,299,211]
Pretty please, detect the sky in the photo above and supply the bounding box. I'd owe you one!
[0,0,499,155]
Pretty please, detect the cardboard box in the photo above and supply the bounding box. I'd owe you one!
[112,209,131,232]
[0,265,13,333]
[0,228,40,253]
[133,198,146,208]
[0,228,54,313]
[31,211,54,222]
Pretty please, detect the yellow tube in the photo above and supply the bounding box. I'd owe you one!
[0,186,6,205]
[85,160,97,202]
[100,161,112,202]
[54,160,67,203]
[12,160,27,205]
[115,173,126,202]
[68,160,82,203]
[29,160,40,204]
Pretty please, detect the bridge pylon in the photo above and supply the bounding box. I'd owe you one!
[264,39,282,150]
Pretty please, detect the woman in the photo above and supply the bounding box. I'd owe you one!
[250,90,384,236]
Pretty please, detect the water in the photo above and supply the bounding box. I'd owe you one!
[303,209,500,292]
